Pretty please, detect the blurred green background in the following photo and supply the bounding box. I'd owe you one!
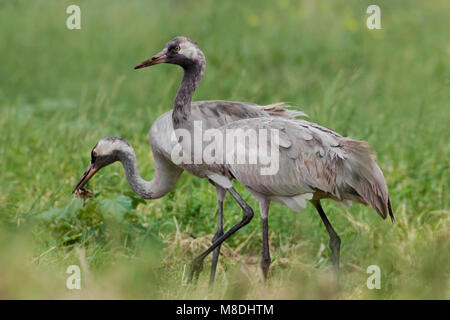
[0,0,448,299]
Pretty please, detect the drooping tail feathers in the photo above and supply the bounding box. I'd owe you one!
[340,138,394,222]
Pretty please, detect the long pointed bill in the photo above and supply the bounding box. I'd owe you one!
[72,163,99,193]
[134,50,167,69]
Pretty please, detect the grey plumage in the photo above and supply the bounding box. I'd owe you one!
[73,99,307,282]
[76,36,394,284]
[214,117,393,221]
[149,101,306,180]
[140,36,394,281]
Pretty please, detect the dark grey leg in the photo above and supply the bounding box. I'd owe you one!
[209,186,226,285]
[188,187,254,284]
[259,199,271,280]
[312,200,341,276]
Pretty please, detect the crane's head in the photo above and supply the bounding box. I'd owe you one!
[134,36,205,70]
[73,137,132,193]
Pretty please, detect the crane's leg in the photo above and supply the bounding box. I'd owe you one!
[259,199,271,280]
[312,200,341,277]
[188,187,254,284]
[209,186,226,286]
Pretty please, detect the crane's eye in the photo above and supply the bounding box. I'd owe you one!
[91,150,97,162]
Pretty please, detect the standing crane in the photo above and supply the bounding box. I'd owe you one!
[132,36,394,283]
[73,102,305,284]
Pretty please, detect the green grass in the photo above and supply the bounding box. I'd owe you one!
[0,0,448,299]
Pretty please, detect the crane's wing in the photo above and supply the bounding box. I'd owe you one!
[149,100,306,160]
[218,118,392,219]
[218,118,344,196]
[190,100,307,127]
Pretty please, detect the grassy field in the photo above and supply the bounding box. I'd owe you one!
[0,0,448,299]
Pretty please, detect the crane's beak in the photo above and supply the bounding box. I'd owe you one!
[134,50,167,69]
[72,163,99,193]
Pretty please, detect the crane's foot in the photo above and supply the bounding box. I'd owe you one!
[260,257,271,281]
[332,264,339,284]
[330,236,341,281]
[330,254,340,294]
[187,257,204,284]
[209,245,221,287]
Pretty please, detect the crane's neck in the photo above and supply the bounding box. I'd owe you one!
[117,146,181,200]
[172,62,205,132]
